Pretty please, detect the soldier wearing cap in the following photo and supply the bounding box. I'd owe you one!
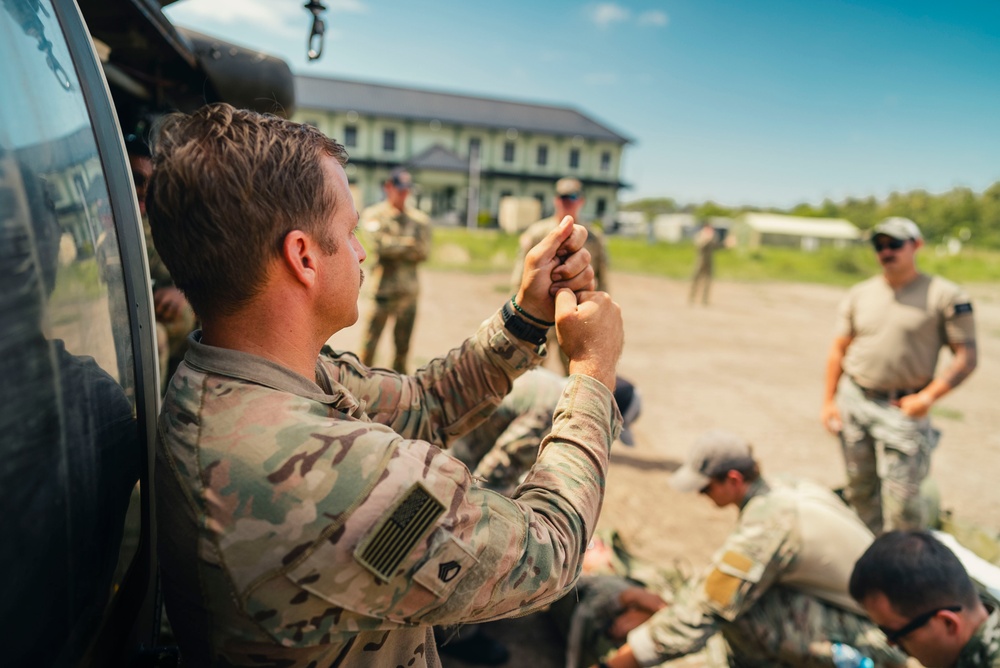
[595,430,905,668]
[821,218,977,534]
[512,177,610,373]
[360,168,432,373]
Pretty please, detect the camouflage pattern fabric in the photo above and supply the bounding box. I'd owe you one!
[956,608,1000,668]
[450,368,567,494]
[156,308,622,668]
[836,375,938,533]
[361,201,431,372]
[626,478,906,668]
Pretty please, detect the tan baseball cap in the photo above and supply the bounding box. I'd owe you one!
[555,177,583,196]
[670,430,755,493]
[872,217,922,241]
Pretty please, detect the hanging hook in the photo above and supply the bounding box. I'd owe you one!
[304,0,327,61]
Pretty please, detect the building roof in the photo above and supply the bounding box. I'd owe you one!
[739,213,860,240]
[295,75,631,145]
[408,144,468,172]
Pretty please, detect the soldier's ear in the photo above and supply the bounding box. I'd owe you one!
[281,230,319,288]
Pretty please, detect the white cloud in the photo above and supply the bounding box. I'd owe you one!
[638,10,668,27]
[589,3,631,28]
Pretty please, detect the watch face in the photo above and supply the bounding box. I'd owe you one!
[502,300,548,346]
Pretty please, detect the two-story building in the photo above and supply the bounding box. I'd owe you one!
[294,75,631,228]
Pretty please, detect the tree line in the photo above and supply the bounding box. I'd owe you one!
[622,180,1000,247]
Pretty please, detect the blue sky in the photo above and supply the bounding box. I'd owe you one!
[165,0,1000,208]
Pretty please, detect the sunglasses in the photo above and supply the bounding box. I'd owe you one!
[879,605,961,645]
[871,238,907,252]
[558,193,580,202]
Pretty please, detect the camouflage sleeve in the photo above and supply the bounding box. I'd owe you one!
[410,215,431,263]
[318,308,545,448]
[627,497,798,665]
[239,374,621,642]
[472,408,552,491]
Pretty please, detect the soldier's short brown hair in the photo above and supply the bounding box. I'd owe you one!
[147,103,349,319]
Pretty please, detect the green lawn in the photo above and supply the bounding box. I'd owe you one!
[426,228,1000,286]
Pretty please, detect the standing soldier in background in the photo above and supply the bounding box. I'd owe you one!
[821,218,977,534]
[513,177,610,373]
[361,168,431,372]
[688,219,721,306]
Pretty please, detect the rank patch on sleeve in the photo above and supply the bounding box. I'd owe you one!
[355,483,445,583]
[954,302,973,315]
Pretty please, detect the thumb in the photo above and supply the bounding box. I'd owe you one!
[554,287,578,321]
[532,216,574,264]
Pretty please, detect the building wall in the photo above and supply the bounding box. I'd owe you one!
[295,107,625,226]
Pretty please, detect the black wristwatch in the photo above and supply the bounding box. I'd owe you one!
[501,299,549,346]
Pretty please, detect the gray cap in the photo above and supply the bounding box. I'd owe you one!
[555,177,583,196]
[670,430,755,493]
[872,217,922,241]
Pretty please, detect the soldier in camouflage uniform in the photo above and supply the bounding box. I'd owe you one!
[596,430,906,668]
[360,168,431,373]
[512,177,610,374]
[146,103,624,668]
[851,531,1000,668]
[451,371,641,495]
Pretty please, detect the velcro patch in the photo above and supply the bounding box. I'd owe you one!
[703,551,764,610]
[355,483,445,583]
[413,535,477,598]
[954,302,973,315]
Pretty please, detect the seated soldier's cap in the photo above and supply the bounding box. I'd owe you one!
[613,377,642,446]
[555,177,583,197]
[388,167,413,190]
[871,217,922,241]
[670,430,755,493]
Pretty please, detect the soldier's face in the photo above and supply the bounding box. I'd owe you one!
[555,193,584,220]
[860,591,963,667]
[129,154,152,214]
[318,158,367,330]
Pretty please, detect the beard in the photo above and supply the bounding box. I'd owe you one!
[359,268,366,287]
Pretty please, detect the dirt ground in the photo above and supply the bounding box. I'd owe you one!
[328,266,1000,667]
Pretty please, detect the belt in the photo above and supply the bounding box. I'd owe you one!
[849,376,925,402]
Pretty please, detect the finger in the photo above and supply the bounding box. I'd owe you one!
[556,221,589,258]
[530,216,575,264]
[554,287,579,322]
[552,247,592,282]
[552,265,595,295]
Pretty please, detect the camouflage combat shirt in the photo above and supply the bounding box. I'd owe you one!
[362,200,432,299]
[956,608,1000,668]
[156,308,621,667]
[627,478,905,667]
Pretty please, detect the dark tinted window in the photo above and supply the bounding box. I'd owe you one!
[344,124,357,147]
[503,141,515,163]
[601,150,611,171]
[0,2,142,664]
[383,128,396,152]
[569,147,580,169]
[536,144,548,166]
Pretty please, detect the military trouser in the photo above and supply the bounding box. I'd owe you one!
[362,293,417,373]
[721,585,906,668]
[689,265,713,305]
[836,375,939,535]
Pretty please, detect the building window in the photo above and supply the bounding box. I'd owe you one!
[536,145,548,166]
[344,124,357,148]
[569,148,580,169]
[600,151,611,172]
[468,137,481,157]
[503,141,515,163]
[534,192,545,206]
[383,128,396,152]
[596,197,607,218]
[500,190,513,200]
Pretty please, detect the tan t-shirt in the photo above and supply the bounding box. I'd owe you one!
[836,273,975,390]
